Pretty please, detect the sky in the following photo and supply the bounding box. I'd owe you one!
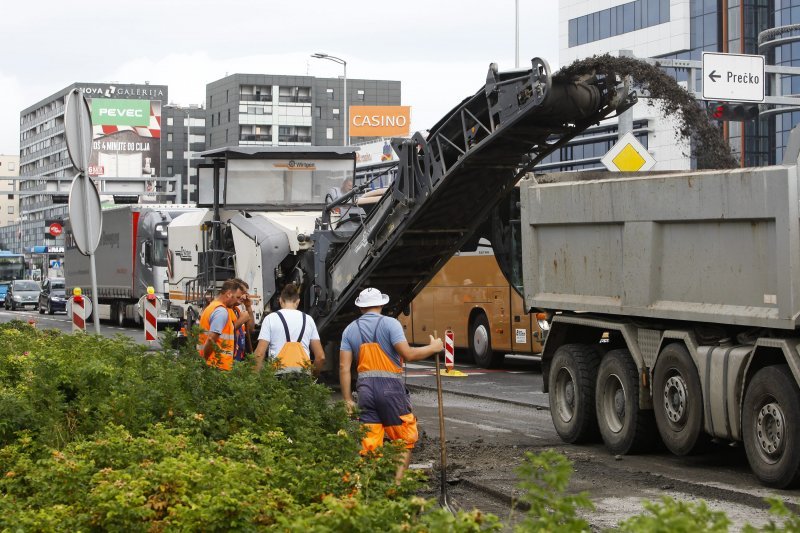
[0,1,559,155]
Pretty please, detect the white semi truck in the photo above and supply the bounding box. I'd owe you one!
[494,135,800,488]
[65,204,200,325]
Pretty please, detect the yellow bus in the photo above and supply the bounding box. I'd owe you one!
[398,240,547,368]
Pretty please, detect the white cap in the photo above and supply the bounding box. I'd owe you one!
[355,287,390,307]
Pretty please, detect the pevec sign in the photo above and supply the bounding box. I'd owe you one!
[349,106,411,137]
[90,98,151,127]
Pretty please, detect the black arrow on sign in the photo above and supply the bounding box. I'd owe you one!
[708,70,721,83]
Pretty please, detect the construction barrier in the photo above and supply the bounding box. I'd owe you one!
[68,287,88,333]
[140,286,160,342]
[444,329,454,371]
[439,328,467,377]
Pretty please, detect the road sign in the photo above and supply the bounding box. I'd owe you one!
[702,52,765,102]
[601,132,656,172]
[48,222,63,237]
[68,173,102,255]
[63,89,93,172]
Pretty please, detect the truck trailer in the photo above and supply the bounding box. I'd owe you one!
[65,204,200,325]
[498,140,800,488]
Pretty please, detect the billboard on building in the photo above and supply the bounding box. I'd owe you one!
[86,98,161,181]
[355,139,399,168]
[349,106,411,137]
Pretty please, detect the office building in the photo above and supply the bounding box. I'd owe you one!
[205,74,401,150]
[161,104,206,204]
[554,0,800,169]
[0,155,19,228]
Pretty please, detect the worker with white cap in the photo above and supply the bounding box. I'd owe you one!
[339,287,443,482]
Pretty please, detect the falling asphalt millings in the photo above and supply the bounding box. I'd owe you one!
[555,54,739,170]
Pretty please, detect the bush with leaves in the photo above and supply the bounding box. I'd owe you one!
[0,322,495,531]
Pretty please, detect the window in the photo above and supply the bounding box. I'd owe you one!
[357,89,365,101]
[8,206,13,214]
[7,163,14,171]
[211,115,215,127]
[228,109,231,122]
[326,88,334,99]
[226,89,229,103]
[167,117,174,126]
[167,165,173,174]
[326,127,333,139]
[167,151,174,159]
[333,108,340,120]
[167,133,173,142]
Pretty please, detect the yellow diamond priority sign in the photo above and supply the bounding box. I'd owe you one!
[601,132,656,172]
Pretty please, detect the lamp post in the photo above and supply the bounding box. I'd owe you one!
[311,53,348,146]
[515,0,520,68]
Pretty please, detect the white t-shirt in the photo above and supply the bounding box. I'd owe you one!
[258,309,320,359]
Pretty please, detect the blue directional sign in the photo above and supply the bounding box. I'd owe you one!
[702,52,765,103]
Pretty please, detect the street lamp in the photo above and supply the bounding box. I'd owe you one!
[311,53,348,146]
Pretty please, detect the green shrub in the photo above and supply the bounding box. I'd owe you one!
[0,322,495,531]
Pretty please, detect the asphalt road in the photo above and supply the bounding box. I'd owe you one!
[0,307,162,347]
[0,311,794,528]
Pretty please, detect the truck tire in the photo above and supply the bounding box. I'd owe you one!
[549,344,602,443]
[469,312,503,368]
[115,302,126,327]
[595,349,657,455]
[742,365,800,488]
[653,343,708,455]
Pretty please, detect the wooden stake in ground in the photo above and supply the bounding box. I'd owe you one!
[434,330,454,513]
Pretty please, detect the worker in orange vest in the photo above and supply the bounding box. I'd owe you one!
[253,284,325,377]
[339,287,443,482]
[197,279,245,371]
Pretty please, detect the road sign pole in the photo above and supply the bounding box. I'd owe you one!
[83,174,101,335]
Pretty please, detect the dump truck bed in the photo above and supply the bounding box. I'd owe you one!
[518,164,800,330]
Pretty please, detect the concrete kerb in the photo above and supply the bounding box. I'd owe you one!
[404,382,550,411]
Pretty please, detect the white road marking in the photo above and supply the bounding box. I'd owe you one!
[444,416,512,433]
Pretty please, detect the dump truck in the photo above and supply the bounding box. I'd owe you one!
[494,132,800,488]
[65,204,200,325]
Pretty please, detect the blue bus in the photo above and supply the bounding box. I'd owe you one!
[0,251,26,300]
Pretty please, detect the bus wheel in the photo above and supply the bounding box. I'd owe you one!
[653,343,708,455]
[549,344,602,443]
[469,312,503,368]
[743,365,800,488]
[596,349,657,455]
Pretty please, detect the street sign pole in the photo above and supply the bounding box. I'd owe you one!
[64,88,102,334]
[83,174,101,334]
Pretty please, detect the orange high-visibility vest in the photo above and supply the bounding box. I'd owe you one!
[197,300,235,371]
[274,311,310,373]
[356,316,403,377]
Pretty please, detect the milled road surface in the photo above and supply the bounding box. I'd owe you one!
[405,357,792,530]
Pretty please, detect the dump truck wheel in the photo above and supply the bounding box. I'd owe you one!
[548,344,602,443]
[743,365,800,488]
[653,343,709,455]
[596,349,657,455]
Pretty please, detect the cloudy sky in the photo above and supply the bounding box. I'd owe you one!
[0,1,559,155]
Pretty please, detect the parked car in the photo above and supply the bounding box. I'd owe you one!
[4,280,41,311]
[38,277,66,315]
[0,282,9,302]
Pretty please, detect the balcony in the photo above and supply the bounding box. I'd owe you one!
[278,135,312,143]
[240,94,273,102]
[278,95,312,103]
[239,134,272,142]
